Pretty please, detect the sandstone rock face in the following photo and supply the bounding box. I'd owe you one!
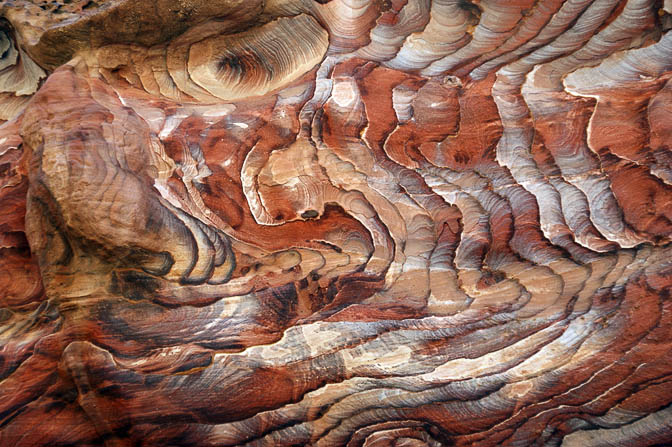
[1,1,671,446]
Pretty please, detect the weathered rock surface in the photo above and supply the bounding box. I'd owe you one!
[1,0,671,446]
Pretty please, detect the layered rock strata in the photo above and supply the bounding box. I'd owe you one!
[1,0,671,446]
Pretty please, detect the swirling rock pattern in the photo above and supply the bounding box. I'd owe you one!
[1,0,671,446]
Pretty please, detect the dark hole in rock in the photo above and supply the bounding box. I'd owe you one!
[301,209,319,219]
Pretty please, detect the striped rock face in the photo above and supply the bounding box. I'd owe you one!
[1,0,672,446]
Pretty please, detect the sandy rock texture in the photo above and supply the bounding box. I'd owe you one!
[1,0,671,445]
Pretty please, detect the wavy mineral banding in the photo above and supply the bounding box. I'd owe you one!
[0,21,45,121]
[1,0,671,446]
